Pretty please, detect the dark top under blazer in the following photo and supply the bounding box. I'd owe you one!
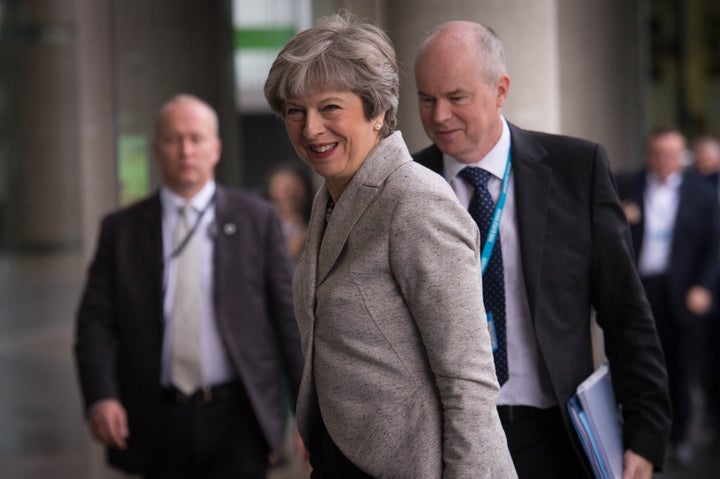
[414,122,672,473]
[74,185,304,473]
[616,170,720,323]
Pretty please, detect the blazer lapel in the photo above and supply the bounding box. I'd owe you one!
[301,185,329,315]
[316,183,379,285]
[509,124,551,320]
[316,131,411,285]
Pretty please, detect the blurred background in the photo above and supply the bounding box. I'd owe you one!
[0,0,718,477]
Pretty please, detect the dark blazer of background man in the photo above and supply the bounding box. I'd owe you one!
[74,94,303,478]
[616,128,720,464]
[413,21,671,478]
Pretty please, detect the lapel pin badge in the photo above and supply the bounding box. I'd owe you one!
[223,222,237,236]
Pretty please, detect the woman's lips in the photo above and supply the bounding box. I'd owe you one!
[309,142,338,158]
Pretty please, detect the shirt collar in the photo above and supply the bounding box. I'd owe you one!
[160,180,217,217]
[443,116,510,182]
[647,171,682,190]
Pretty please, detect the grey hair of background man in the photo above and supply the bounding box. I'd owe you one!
[264,11,399,139]
[692,135,720,152]
[422,21,507,88]
[154,93,220,139]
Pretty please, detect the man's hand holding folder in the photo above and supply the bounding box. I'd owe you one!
[567,364,652,479]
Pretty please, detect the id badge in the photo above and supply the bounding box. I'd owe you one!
[487,312,499,352]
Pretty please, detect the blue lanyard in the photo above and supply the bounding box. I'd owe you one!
[479,150,512,275]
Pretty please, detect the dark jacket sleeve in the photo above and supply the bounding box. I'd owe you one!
[682,174,720,294]
[589,148,671,469]
[74,215,121,411]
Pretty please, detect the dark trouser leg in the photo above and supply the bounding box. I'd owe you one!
[196,396,269,479]
[308,414,374,479]
[500,406,585,479]
[642,275,691,444]
[145,382,269,479]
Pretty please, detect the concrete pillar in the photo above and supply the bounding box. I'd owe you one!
[557,0,647,169]
[76,0,118,265]
[2,0,81,250]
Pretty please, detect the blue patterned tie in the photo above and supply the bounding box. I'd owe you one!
[458,167,508,385]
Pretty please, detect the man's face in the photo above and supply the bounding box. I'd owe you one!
[415,33,509,164]
[153,100,221,198]
[646,132,685,181]
[693,142,720,176]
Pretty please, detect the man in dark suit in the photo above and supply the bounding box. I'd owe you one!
[617,128,720,466]
[413,21,671,478]
[690,136,720,450]
[74,94,304,478]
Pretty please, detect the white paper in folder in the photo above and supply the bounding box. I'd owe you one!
[567,364,624,479]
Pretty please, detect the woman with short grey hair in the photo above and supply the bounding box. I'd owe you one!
[264,12,398,139]
[265,12,516,479]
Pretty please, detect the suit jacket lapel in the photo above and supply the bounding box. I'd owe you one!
[671,173,691,247]
[316,131,412,285]
[509,124,551,319]
[212,185,254,319]
[415,126,552,319]
[139,193,164,322]
[141,193,163,263]
[632,173,647,258]
[213,186,229,313]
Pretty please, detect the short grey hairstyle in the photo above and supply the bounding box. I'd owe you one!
[472,24,507,86]
[426,21,507,87]
[264,11,398,138]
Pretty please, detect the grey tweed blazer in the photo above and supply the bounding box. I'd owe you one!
[293,131,516,478]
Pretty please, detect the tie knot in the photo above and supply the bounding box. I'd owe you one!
[178,204,196,219]
[177,205,196,230]
[459,166,493,190]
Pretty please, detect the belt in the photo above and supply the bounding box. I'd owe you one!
[496,405,559,423]
[641,273,668,284]
[161,380,243,406]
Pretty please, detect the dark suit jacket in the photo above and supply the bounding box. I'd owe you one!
[616,170,720,323]
[414,123,671,472]
[74,185,303,473]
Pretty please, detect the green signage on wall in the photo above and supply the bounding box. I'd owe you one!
[118,134,149,206]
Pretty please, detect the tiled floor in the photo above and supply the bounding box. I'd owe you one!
[0,252,88,478]
[0,251,718,478]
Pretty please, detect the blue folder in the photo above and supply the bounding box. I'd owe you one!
[567,364,624,479]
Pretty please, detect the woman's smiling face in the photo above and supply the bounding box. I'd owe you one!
[284,90,384,198]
